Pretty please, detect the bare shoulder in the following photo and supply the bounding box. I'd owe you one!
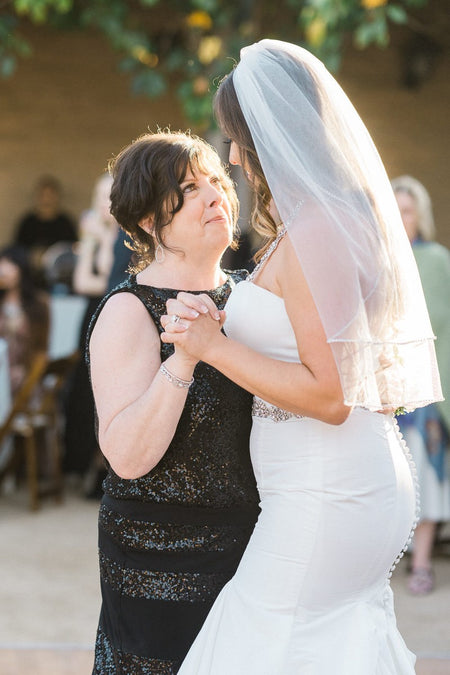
[90,291,159,353]
[277,232,307,294]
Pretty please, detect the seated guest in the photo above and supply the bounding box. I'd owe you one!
[0,245,49,394]
[14,175,77,287]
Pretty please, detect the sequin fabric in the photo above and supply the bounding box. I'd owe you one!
[99,504,253,553]
[87,271,258,509]
[94,629,178,675]
[100,551,229,602]
[88,271,260,674]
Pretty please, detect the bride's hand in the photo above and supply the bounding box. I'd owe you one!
[161,294,226,361]
[163,292,222,332]
[162,292,225,333]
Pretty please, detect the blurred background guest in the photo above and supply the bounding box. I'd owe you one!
[106,228,133,290]
[13,175,77,288]
[0,245,49,395]
[63,173,118,496]
[0,245,50,486]
[393,174,450,595]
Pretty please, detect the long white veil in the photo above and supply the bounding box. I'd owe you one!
[233,39,442,411]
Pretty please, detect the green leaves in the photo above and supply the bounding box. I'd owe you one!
[354,10,389,49]
[132,69,167,97]
[13,0,73,23]
[386,4,408,23]
[1,0,432,126]
[0,14,31,79]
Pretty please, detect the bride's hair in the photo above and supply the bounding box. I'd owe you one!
[214,73,277,262]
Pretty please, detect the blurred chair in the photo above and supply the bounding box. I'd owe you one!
[41,241,78,294]
[48,293,88,360]
[0,349,78,510]
[0,338,12,472]
[0,280,88,509]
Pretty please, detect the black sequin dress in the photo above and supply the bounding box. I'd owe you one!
[88,271,260,675]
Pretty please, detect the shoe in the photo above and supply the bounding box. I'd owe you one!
[407,567,434,595]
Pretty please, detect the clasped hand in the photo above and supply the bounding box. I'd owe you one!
[161,292,226,362]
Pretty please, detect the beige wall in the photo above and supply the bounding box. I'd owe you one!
[0,26,187,244]
[1,25,449,246]
[339,42,450,246]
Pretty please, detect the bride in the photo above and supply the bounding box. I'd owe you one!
[161,40,442,674]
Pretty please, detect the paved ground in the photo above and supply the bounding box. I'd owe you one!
[1,486,449,674]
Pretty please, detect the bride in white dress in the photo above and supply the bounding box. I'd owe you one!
[161,40,442,674]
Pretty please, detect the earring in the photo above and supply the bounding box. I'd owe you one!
[155,244,165,264]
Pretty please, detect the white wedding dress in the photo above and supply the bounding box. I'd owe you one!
[178,275,417,675]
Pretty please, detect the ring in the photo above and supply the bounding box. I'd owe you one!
[171,314,181,324]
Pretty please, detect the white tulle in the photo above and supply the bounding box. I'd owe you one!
[232,39,442,411]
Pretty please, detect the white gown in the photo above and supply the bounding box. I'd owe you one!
[178,278,417,675]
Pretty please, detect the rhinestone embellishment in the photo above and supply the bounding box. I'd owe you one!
[247,227,287,283]
[252,397,304,422]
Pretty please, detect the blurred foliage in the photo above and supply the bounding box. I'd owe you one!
[0,0,430,128]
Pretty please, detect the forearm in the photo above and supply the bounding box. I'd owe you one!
[98,354,195,478]
[74,240,108,296]
[204,334,349,424]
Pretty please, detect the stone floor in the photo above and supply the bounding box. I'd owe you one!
[1,486,449,674]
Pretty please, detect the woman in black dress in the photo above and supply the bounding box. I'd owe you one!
[88,131,259,674]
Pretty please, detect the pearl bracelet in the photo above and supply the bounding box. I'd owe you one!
[159,363,194,389]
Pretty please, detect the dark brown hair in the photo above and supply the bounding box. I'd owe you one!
[214,72,277,261]
[108,130,239,270]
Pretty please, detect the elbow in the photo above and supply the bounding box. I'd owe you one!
[106,453,156,480]
[99,436,157,480]
[324,400,351,425]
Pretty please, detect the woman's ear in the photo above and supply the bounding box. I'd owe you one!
[138,215,154,235]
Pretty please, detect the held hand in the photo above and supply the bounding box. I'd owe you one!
[161,307,226,362]
[165,292,222,326]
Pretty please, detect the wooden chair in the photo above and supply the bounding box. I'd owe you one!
[0,350,79,510]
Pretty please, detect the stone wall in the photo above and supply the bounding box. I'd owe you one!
[1,24,449,246]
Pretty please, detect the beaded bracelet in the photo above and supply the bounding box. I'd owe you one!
[159,363,194,389]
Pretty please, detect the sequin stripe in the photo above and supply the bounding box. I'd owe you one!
[252,397,304,422]
[100,551,229,602]
[99,504,250,552]
[94,627,178,675]
[387,418,420,580]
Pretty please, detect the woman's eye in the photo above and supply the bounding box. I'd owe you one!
[211,176,224,189]
[182,183,197,193]
[223,138,231,145]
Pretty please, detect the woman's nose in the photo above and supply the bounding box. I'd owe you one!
[207,183,223,207]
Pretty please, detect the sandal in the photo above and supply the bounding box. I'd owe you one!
[407,567,434,595]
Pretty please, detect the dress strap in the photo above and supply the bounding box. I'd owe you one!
[247,227,287,283]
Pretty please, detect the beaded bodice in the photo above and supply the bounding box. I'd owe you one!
[87,271,259,510]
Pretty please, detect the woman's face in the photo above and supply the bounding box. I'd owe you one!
[395,190,419,243]
[229,140,280,222]
[0,257,21,290]
[159,169,233,259]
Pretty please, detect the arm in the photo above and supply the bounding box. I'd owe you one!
[89,292,197,479]
[162,237,350,425]
[73,211,116,296]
